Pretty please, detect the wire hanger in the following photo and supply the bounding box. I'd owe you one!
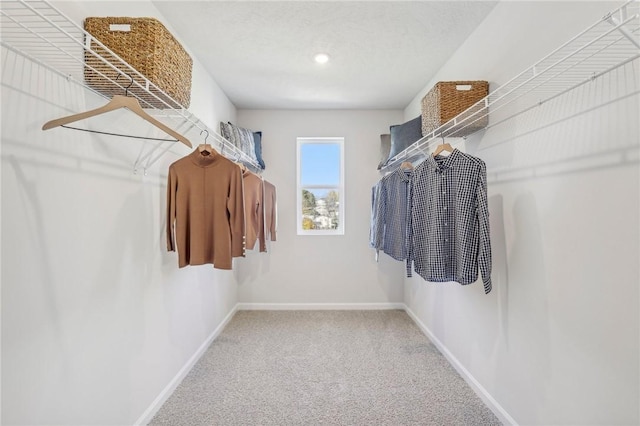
[197,129,215,156]
[42,74,192,148]
[231,149,250,173]
[432,132,453,157]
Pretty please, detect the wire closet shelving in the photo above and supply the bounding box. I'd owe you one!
[0,0,262,174]
[380,0,640,172]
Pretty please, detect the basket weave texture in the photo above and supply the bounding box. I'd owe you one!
[84,17,192,109]
[421,81,488,137]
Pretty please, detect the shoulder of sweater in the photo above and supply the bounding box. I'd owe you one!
[242,170,262,179]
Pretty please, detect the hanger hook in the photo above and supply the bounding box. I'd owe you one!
[200,129,209,143]
[116,73,134,97]
[440,132,445,145]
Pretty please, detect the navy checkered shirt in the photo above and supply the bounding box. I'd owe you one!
[373,168,413,264]
[409,149,492,294]
[369,183,380,249]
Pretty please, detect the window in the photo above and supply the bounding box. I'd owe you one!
[297,137,345,235]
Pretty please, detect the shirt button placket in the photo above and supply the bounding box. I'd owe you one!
[442,169,452,275]
[437,169,443,274]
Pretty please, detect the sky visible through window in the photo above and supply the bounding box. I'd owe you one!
[300,143,340,197]
[298,138,343,233]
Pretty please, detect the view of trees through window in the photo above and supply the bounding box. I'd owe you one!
[297,137,344,235]
[301,189,340,230]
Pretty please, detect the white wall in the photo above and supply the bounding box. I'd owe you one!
[1,2,240,425]
[235,110,406,305]
[4,1,638,424]
[403,2,639,424]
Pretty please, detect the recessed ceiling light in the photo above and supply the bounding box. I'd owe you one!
[314,53,330,64]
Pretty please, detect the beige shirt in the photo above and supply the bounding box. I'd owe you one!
[263,180,277,242]
[167,149,245,269]
[242,169,266,252]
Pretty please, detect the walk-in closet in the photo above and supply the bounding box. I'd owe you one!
[1,1,638,425]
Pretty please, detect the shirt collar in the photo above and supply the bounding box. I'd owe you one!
[425,148,461,172]
[393,166,412,182]
[189,148,221,167]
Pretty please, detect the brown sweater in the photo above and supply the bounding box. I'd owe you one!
[242,169,266,252]
[167,149,245,269]
[263,179,277,242]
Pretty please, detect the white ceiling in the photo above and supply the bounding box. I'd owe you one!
[151,1,497,110]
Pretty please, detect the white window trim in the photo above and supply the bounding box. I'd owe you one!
[296,137,345,236]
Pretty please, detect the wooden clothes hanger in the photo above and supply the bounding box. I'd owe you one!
[42,75,192,148]
[400,161,414,170]
[432,133,453,157]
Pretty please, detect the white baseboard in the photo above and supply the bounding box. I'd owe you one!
[236,302,406,310]
[404,306,516,426]
[133,304,239,426]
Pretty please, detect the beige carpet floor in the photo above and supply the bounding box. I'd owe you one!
[150,310,500,425]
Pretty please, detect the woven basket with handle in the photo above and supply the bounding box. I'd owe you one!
[421,81,489,137]
[84,17,192,109]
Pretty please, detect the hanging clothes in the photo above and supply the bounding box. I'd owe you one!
[369,182,380,250]
[263,179,277,242]
[242,168,266,252]
[166,149,245,269]
[409,149,492,294]
[372,167,413,265]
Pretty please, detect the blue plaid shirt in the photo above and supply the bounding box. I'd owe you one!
[374,168,413,264]
[409,149,492,294]
[369,183,380,249]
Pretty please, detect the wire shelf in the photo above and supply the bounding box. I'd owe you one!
[0,0,262,173]
[381,0,640,172]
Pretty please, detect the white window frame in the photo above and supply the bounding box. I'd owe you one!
[296,137,345,236]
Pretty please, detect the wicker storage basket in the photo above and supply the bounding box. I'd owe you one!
[421,81,489,137]
[84,17,192,109]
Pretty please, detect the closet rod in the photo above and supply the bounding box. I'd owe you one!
[10,0,179,111]
[381,0,639,172]
[387,43,638,165]
[445,17,639,137]
[1,0,180,115]
[606,10,640,48]
[482,52,640,134]
[1,0,263,171]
